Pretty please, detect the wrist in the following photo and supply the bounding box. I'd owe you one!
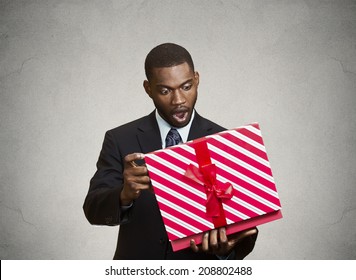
[120,189,133,206]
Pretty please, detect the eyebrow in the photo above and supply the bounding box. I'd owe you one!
[155,78,194,89]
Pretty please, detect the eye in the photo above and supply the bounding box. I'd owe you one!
[182,83,192,91]
[160,88,170,95]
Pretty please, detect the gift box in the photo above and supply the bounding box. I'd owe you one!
[144,123,282,251]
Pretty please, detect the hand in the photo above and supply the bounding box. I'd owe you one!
[190,227,258,257]
[120,153,151,205]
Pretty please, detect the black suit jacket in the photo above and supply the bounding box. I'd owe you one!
[83,111,257,259]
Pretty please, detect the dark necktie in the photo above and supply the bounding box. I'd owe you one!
[165,128,182,147]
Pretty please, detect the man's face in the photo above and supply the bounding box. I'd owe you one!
[144,62,199,128]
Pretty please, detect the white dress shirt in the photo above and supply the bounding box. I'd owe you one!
[155,109,195,148]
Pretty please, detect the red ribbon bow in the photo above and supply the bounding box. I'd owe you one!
[184,140,234,228]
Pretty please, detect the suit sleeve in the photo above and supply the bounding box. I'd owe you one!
[234,228,259,260]
[83,130,129,226]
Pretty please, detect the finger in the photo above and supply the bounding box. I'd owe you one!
[190,239,199,253]
[219,227,228,249]
[126,182,151,192]
[236,228,258,241]
[129,185,148,199]
[123,167,149,187]
[124,153,145,167]
[125,169,151,188]
[134,175,151,185]
[201,231,210,252]
[209,229,219,252]
[120,181,146,204]
[122,180,150,202]
[219,227,227,242]
[227,228,258,248]
[127,165,149,176]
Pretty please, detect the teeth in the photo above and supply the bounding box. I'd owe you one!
[174,111,187,121]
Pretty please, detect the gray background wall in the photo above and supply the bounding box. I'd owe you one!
[1,0,355,259]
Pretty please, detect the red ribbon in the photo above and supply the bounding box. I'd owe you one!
[184,140,234,228]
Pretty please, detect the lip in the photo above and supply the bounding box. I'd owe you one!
[172,107,189,115]
[172,108,189,124]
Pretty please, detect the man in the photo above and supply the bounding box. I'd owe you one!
[83,43,258,259]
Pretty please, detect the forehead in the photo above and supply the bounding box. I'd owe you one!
[149,62,194,86]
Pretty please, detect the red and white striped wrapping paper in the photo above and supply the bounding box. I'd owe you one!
[144,123,282,251]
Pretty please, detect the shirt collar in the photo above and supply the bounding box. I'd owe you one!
[155,109,195,148]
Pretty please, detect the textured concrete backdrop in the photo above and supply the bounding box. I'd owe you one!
[1,0,355,259]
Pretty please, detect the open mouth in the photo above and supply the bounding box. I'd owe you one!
[172,110,189,123]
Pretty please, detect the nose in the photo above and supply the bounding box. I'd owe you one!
[172,89,186,105]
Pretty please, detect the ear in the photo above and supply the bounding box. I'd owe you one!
[143,80,152,98]
[194,71,200,86]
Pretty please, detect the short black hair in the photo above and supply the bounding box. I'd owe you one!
[144,43,195,81]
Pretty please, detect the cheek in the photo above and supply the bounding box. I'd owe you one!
[153,95,171,109]
[187,91,198,103]
[157,95,171,105]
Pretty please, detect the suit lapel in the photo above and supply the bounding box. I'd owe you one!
[187,112,214,141]
[136,111,162,154]
[136,111,217,154]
